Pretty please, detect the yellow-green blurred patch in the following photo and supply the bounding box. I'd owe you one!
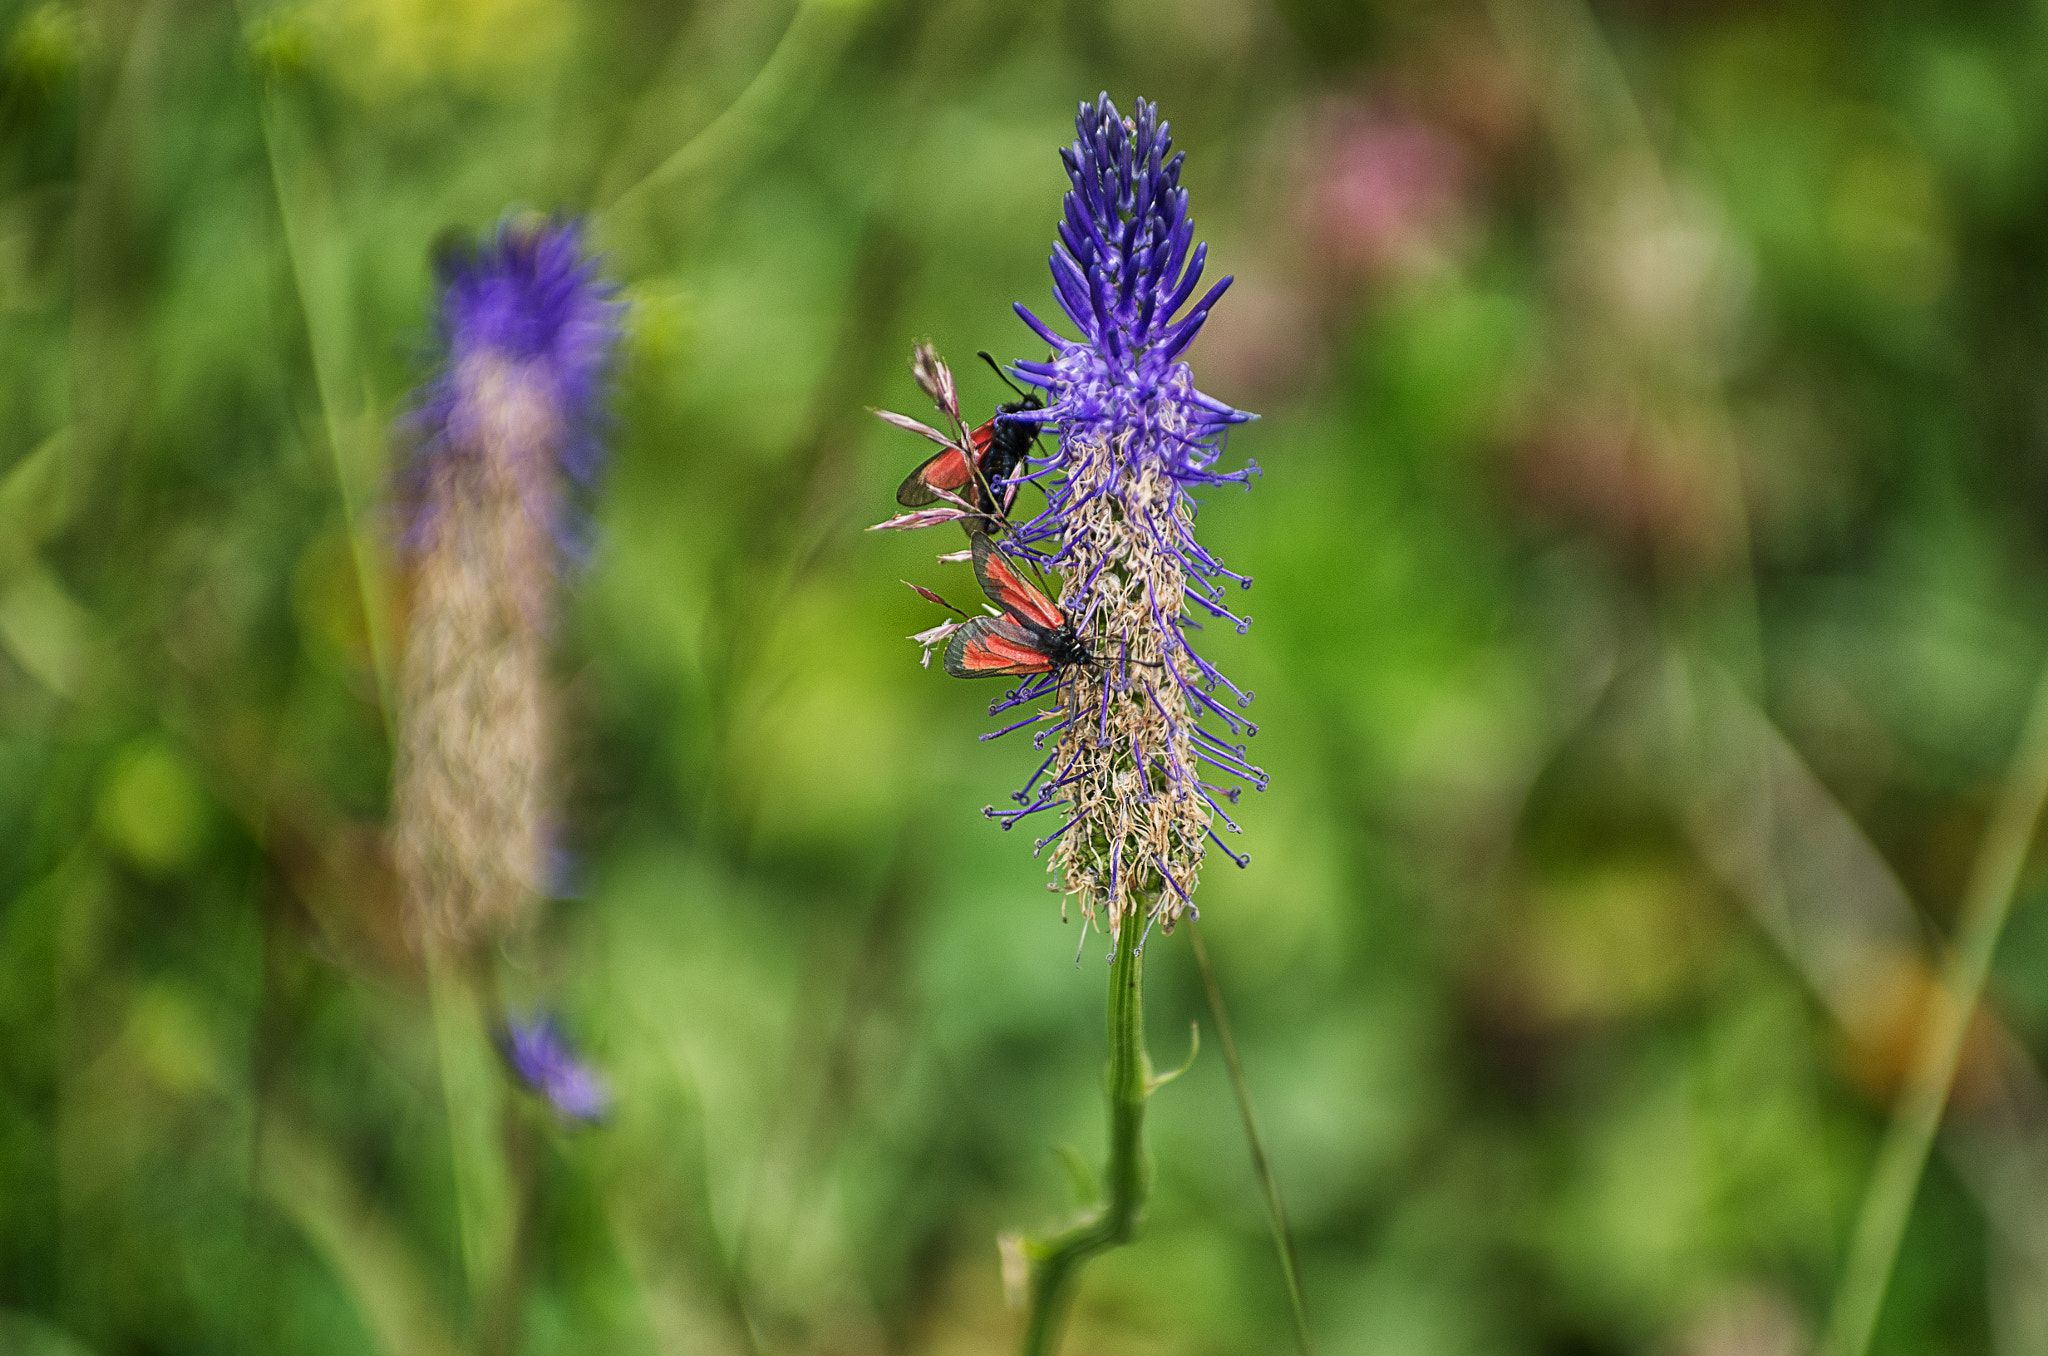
[95,740,214,876]
[244,8,315,80]
[0,563,100,699]
[1827,111,1951,308]
[6,2,86,88]
[125,983,228,1099]
[1497,858,1726,1024]
[292,528,373,674]
[619,281,690,373]
[311,0,575,101]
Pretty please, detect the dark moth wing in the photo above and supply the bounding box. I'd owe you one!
[943,614,1059,678]
[969,533,1065,631]
[895,444,977,508]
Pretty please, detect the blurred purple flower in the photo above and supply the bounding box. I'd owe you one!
[983,94,1263,940]
[404,216,622,551]
[503,1015,610,1122]
[390,216,619,948]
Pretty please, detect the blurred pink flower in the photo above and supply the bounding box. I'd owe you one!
[1298,99,1472,284]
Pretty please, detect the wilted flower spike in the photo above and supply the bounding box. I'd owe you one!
[391,216,621,949]
[503,1016,610,1123]
[988,94,1263,941]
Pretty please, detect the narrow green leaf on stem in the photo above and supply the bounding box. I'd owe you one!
[1148,1021,1200,1095]
[1822,659,2048,1356]
[1053,1144,1101,1211]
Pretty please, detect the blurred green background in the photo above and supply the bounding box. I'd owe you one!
[12,0,2048,1351]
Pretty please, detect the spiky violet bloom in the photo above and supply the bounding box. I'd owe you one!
[503,1016,610,1123]
[404,217,622,558]
[985,94,1264,942]
[390,217,622,948]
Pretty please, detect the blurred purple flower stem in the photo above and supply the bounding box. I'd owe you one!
[393,215,620,1349]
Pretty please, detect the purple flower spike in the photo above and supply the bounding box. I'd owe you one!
[503,1015,610,1123]
[404,215,623,553]
[1009,94,1255,487]
[977,94,1263,943]
[390,216,620,948]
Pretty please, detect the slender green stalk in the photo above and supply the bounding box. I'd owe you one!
[1823,659,2048,1356]
[1017,932,1150,1356]
[596,0,869,269]
[481,1098,537,1356]
[1188,921,1315,1355]
[472,956,535,1356]
[247,62,397,741]
[424,945,514,1325]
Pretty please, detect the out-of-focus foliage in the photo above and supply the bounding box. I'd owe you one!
[9,0,2048,1352]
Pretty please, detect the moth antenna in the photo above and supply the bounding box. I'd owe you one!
[978,350,1033,402]
[1106,642,1163,673]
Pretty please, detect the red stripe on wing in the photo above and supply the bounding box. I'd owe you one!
[943,615,1057,678]
[896,446,975,507]
[970,533,1064,631]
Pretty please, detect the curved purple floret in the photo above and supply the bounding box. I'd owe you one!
[504,1015,610,1122]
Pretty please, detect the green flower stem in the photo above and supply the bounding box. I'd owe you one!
[1018,931,1150,1356]
[1823,658,2048,1356]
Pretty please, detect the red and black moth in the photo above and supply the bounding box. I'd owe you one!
[895,353,1043,524]
[943,532,1094,678]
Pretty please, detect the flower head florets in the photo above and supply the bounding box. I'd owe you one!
[978,94,1264,944]
[405,215,622,553]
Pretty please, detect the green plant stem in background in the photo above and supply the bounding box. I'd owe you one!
[1823,659,2048,1356]
[482,1099,538,1356]
[256,1107,462,1356]
[596,0,870,270]
[425,946,515,1328]
[1188,921,1316,1356]
[1017,930,1150,1356]
[247,63,397,738]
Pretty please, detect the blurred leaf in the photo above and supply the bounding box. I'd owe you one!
[257,1109,462,1356]
[0,561,100,699]
[93,740,213,877]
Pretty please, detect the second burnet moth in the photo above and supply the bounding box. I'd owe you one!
[896,353,1044,524]
[943,532,1094,679]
